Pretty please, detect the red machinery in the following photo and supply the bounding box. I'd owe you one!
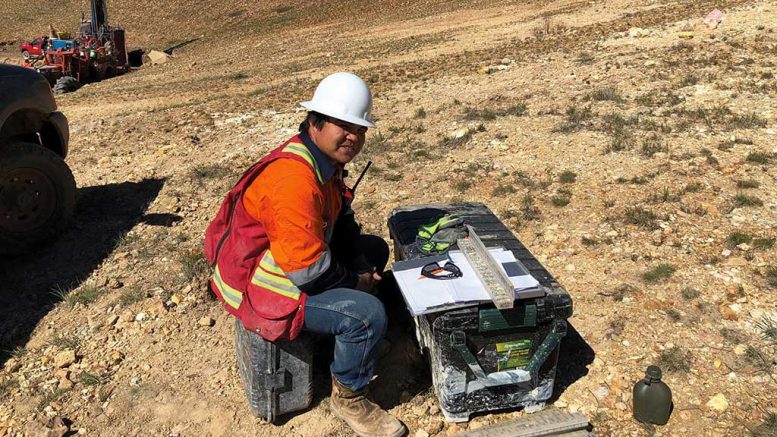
[23,0,129,93]
[19,36,46,59]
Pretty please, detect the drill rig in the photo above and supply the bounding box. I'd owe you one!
[26,0,129,93]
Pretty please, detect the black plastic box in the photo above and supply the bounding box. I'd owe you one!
[234,319,313,423]
[387,202,573,421]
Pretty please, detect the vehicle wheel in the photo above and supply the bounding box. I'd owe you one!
[21,50,30,59]
[52,76,79,94]
[0,141,76,255]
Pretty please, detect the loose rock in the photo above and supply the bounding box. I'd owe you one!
[706,393,729,412]
[54,350,77,368]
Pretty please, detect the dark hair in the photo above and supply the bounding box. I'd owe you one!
[299,111,326,133]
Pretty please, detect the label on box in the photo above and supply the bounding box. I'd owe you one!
[495,340,532,370]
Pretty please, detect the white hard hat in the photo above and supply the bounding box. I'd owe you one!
[301,72,375,128]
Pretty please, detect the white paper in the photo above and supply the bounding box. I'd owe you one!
[393,248,541,316]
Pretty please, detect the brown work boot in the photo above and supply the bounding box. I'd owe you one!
[330,376,406,437]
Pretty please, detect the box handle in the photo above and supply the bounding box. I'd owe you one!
[525,320,567,377]
[450,320,567,387]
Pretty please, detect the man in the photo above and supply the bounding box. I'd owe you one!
[205,72,406,437]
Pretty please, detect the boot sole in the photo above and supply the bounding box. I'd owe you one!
[330,407,407,437]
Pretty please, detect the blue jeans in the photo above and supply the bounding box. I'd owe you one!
[304,288,387,391]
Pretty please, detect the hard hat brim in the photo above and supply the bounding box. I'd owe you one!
[300,101,376,128]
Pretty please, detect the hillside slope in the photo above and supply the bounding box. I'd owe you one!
[1,0,776,436]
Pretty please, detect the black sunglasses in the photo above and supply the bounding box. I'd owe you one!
[324,116,368,135]
[421,261,463,280]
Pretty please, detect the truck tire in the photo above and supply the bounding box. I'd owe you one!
[53,76,79,94]
[0,141,76,255]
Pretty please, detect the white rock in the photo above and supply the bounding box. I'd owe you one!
[4,358,21,373]
[628,27,645,38]
[448,128,469,139]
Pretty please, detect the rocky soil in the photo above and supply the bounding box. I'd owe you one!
[1,0,776,436]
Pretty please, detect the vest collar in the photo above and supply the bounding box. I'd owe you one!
[299,131,338,181]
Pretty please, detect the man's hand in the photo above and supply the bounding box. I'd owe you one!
[355,270,381,292]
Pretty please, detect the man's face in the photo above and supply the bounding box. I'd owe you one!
[309,117,367,165]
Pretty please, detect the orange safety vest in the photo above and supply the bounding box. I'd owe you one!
[204,135,341,341]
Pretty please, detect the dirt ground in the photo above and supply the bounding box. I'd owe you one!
[1,0,776,436]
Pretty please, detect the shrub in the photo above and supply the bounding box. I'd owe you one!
[576,52,594,64]
[734,193,763,208]
[464,107,496,121]
[746,152,771,164]
[642,264,676,283]
[666,308,682,322]
[735,179,760,189]
[119,287,146,306]
[681,287,699,300]
[656,346,691,372]
[729,112,767,129]
[190,164,230,181]
[453,180,472,192]
[765,266,777,289]
[750,413,777,437]
[504,103,528,117]
[587,86,623,103]
[366,131,389,153]
[557,105,593,133]
[180,250,209,283]
[641,135,668,157]
[385,173,402,182]
[755,316,777,343]
[753,238,775,250]
[679,74,698,87]
[726,232,753,247]
[51,284,103,307]
[624,206,659,229]
[520,194,540,221]
[559,171,577,184]
[492,184,516,196]
[551,194,571,207]
[49,334,80,350]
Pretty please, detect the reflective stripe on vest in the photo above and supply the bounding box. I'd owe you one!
[212,264,244,309]
[286,248,332,285]
[251,250,302,300]
[282,142,324,185]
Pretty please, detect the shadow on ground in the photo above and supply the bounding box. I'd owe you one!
[0,178,166,365]
[552,323,595,400]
